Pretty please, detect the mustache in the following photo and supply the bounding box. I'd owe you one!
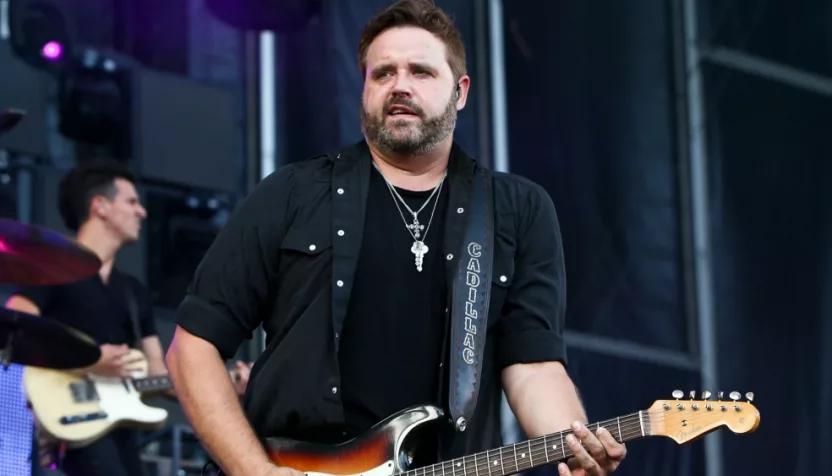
[384,98,424,117]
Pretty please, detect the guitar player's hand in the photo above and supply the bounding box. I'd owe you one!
[265,466,305,476]
[87,344,144,378]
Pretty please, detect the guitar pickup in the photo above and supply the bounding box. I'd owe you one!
[59,411,108,425]
[69,380,100,403]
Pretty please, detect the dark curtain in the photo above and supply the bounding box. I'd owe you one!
[502,0,690,354]
[699,0,832,473]
[705,62,832,476]
[502,1,693,475]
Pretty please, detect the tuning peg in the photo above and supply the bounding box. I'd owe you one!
[717,391,724,400]
[702,391,712,400]
[745,392,754,402]
[729,391,741,401]
[672,389,683,399]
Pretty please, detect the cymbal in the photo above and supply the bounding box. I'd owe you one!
[0,108,25,136]
[0,307,101,370]
[0,218,102,286]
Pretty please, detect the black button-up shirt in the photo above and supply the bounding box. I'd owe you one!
[176,139,568,460]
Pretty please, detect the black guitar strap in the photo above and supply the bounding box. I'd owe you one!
[124,282,143,348]
[448,166,494,432]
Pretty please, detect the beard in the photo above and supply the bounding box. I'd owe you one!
[361,94,457,156]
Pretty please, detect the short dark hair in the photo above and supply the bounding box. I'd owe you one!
[358,0,467,82]
[57,159,136,231]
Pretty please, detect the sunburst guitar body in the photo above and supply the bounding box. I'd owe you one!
[22,348,172,448]
[247,391,760,476]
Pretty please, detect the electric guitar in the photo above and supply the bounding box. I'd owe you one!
[257,391,759,476]
[22,348,173,448]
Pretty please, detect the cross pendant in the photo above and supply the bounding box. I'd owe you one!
[411,241,428,272]
[406,214,425,238]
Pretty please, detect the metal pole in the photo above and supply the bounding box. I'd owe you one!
[259,31,277,179]
[702,47,832,97]
[473,0,492,167]
[486,0,521,454]
[488,0,509,173]
[681,0,722,474]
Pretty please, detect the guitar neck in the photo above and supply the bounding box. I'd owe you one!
[131,375,173,393]
[407,411,650,476]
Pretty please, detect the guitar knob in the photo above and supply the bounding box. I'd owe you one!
[689,390,696,399]
[702,391,712,400]
[672,389,683,399]
[745,392,754,402]
[717,391,724,400]
[729,391,741,401]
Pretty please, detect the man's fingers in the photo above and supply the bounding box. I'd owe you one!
[119,355,145,365]
[597,427,627,462]
[557,462,571,476]
[565,433,603,476]
[571,422,607,466]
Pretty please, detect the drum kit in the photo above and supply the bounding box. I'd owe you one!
[0,107,103,372]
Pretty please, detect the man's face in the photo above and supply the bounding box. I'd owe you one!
[97,178,147,243]
[361,26,468,156]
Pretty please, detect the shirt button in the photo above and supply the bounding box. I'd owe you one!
[337,230,345,236]
[500,275,507,282]
[446,254,453,260]
[457,207,464,213]
[336,280,344,287]
[331,387,338,394]
[309,244,316,251]
[337,188,345,195]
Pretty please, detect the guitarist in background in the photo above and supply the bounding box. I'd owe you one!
[165,2,627,476]
[4,159,252,476]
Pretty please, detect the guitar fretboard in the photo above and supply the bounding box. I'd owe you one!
[403,412,650,476]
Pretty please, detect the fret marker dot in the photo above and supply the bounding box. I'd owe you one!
[493,461,498,466]
[521,453,526,458]
[553,445,558,450]
[457,463,461,467]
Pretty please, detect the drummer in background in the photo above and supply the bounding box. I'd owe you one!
[4,159,252,476]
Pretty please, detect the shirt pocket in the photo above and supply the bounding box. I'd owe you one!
[274,225,334,326]
[279,225,333,257]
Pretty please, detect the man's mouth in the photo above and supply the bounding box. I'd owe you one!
[387,105,419,117]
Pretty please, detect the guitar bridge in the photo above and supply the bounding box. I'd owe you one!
[69,380,100,403]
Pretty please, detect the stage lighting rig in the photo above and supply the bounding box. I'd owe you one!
[7,0,75,74]
[56,47,135,149]
[205,0,321,32]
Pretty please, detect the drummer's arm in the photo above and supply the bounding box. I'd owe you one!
[4,295,41,316]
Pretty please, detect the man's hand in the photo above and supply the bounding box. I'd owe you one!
[86,344,144,378]
[557,422,627,476]
[230,361,253,396]
[266,467,305,476]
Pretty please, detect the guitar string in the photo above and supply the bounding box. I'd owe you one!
[401,408,751,476]
[410,410,741,476]
[406,416,646,476]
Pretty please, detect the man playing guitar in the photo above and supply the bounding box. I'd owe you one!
[5,160,252,476]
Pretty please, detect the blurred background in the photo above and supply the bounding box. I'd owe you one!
[0,0,830,475]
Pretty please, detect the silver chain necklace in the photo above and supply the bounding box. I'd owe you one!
[373,161,447,272]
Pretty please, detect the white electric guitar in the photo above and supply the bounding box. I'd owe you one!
[23,348,174,448]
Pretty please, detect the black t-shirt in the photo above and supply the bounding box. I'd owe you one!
[13,268,158,346]
[338,165,449,436]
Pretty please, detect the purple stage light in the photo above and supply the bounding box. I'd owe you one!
[41,41,63,61]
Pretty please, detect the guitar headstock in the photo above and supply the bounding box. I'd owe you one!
[648,390,760,444]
